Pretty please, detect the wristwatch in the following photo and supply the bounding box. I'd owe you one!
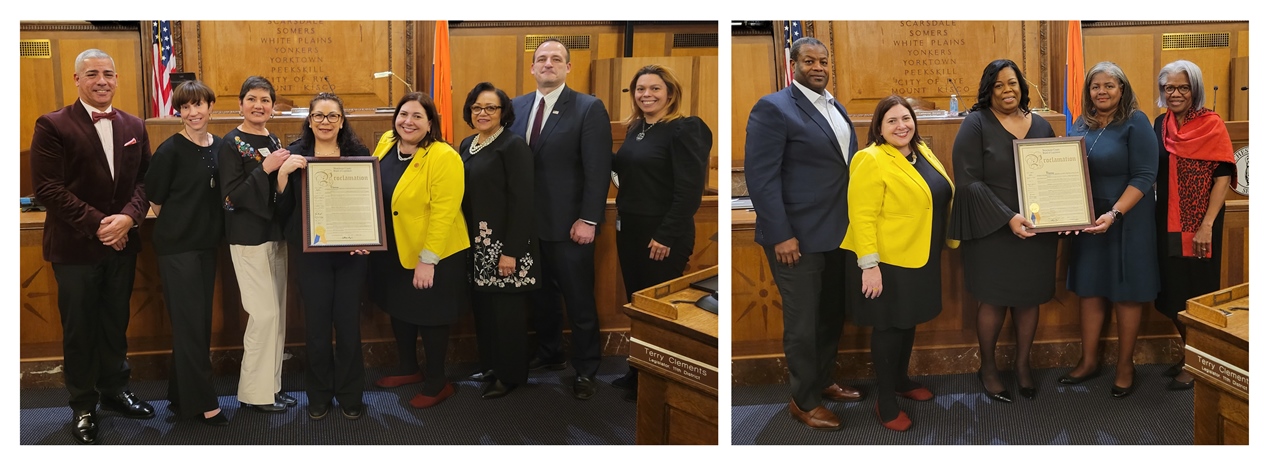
[1109,209,1123,222]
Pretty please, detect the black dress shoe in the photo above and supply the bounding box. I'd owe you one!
[1018,385,1037,400]
[1110,368,1137,399]
[573,375,597,400]
[100,390,156,419]
[612,368,638,390]
[166,403,180,416]
[468,369,497,382]
[1162,361,1186,378]
[977,372,1013,403]
[71,409,98,444]
[1167,378,1195,391]
[528,356,567,371]
[481,380,518,399]
[340,404,365,420]
[307,401,331,420]
[1058,367,1102,385]
[200,411,230,427]
[276,392,298,407]
[241,401,287,413]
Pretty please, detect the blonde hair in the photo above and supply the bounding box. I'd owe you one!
[624,64,686,126]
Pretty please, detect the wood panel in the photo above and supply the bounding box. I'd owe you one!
[19,29,145,152]
[1230,56,1249,121]
[20,198,718,362]
[1160,47,1232,118]
[1220,200,1248,288]
[190,21,395,110]
[730,36,776,169]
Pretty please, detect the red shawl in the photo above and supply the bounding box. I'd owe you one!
[1162,107,1234,258]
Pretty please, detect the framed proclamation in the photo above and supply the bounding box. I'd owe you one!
[1012,137,1095,233]
[299,157,389,253]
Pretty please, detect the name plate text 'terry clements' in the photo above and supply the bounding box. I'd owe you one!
[629,338,717,390]
[1186,346,1249,398]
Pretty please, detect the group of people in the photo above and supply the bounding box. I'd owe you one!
[31,42,711,445]
[746,37,1235,432]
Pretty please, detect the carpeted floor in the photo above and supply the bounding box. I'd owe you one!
[20,357,636,445]
[732,363,1194,445]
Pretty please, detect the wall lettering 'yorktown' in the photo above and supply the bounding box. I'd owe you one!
[890,21,971,97]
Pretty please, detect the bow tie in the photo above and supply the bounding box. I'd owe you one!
[91,111,116,122]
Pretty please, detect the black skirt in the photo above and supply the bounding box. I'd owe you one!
[368,250,469,326]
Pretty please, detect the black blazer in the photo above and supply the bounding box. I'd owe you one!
[744,85,858,254]
[30,100,151,263]
[507,86,613,241]
[458,132,541,291]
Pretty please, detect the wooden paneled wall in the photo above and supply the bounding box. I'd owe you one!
[1080,22,1250,121]
[19,23,146,153]
[20,197,718,362]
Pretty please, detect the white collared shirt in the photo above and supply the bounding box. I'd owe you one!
[792,80,852,164]
[525,84,566,143]
[81,100,115,179]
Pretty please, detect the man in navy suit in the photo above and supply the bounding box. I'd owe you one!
[507,38,613,400]
[30,49,155,444]
[744,37,862,430]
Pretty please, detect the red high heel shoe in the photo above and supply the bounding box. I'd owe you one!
[410,383,454,409]
[874,402,912,432]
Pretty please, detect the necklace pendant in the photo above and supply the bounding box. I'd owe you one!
[636,132,646,141]
[210,178,216,188]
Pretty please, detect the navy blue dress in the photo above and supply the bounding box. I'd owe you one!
[1066,111,1160,301]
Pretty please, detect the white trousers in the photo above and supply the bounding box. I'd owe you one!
[229,241,288,405]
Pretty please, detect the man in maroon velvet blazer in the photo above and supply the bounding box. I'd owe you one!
[30,48,155,445]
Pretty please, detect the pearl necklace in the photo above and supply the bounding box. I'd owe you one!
[468,126,504,155]
[398,145,417,161]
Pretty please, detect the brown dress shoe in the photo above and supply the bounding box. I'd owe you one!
[788,399,843,431]
[822,383,864,402]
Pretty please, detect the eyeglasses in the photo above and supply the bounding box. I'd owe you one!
[470,105,501,115]
[1164,85,1192,95]
[310,113,343,123]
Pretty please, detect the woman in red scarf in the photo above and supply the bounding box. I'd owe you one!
[1152,60,1235,391]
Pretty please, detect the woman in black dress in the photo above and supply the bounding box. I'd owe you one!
[456,83,541,399]
[368,92,470,409]
[276,93,372,420]
[841,95,956,432]
[1152,60,1234,390]
[218,76,302,413]
[145,80,227,426]
[610,65,712,397]
[948,59,1058,401]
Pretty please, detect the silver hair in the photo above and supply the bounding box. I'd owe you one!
[74,49,115,74]
[1156,59,1206,110]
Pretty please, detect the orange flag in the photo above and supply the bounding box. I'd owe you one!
[1064,20,1085,133]
[433,20,453,142]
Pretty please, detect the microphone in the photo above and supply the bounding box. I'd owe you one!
[947,78,963,96]
[1024,77,1050,111]
[1212,85,1219,110]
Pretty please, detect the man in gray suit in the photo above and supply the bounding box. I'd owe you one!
[744,37,862,430]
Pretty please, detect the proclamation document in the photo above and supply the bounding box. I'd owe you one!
[1012,137,1095,233]
[301,157,388,252]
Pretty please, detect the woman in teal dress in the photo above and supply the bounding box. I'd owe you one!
[1058,61,1159,399]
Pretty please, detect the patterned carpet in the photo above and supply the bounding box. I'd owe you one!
[20,357,636,445]
[732,363,1194,445]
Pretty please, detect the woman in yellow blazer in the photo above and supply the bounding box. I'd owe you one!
[841,95,956,432]
[367,92,469,409]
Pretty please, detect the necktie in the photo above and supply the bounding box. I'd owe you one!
[91,111,116,122]
[530,97,545,148]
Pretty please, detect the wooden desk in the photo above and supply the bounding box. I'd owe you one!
[1179,284,1249,445]
[622,266,718,445]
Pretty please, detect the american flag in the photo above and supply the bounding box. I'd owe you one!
[783,21,802,88]
[151,20,175,117]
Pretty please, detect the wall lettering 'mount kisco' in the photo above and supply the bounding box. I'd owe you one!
[197,21,393,106]
[840,21,1024,107]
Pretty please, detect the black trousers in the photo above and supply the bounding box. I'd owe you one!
[157,249,219,417]
[764,246,848,410]
[529,239,601,377]
[296,251,368,408]
[473,291,530,384]
[52,252,137,411]
[615,213,693,300]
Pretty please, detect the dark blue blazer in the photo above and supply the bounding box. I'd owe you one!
[744,85,857,253]
[508,86,613,242]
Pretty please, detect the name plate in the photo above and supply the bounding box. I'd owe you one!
[629,337,717,390]
[1186,346,1249,399]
